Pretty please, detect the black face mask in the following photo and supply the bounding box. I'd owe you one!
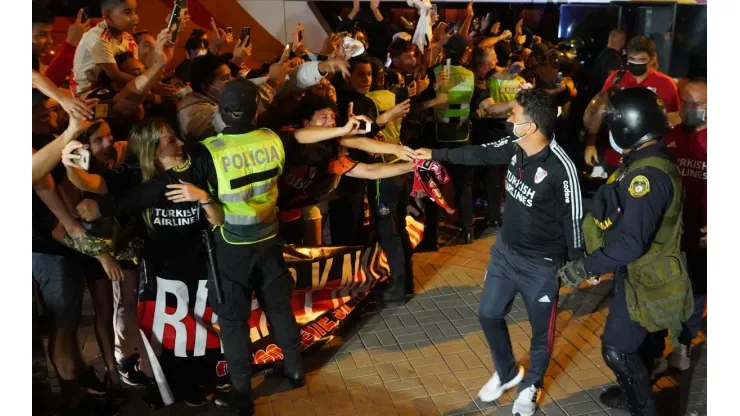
[628,62,648,77]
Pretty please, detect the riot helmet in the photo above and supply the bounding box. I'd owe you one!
[605,87,669,150]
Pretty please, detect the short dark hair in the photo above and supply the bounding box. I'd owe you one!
[349,55,372,74]
[114,52,135,67]
[626,36,657,58]
[471,47,494,70]
[298,94,337,124]
[184,36,208,52]
[388,39,414,60]
[101,0,127,13]
[516,89,557,138]
[32,5,54,25]
[189,54,227,94]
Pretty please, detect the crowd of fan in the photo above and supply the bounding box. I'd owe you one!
[31,0,706,415]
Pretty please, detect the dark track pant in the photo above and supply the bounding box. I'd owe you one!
[478,241,559,391]
[369,175,414,297]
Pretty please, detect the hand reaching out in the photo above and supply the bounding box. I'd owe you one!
[59,92,98,120]
[233,36,252,63]
[343,115,373,136]
[318,58,350,79]
[377,99,411,125]
[210,18,233,52]
[415,148,432,160]
[394,145,416,162]
[67,8,91,47]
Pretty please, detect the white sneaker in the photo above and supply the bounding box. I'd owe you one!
[669,344,691,371]
[478,366,524,403]
[512,385,540,416]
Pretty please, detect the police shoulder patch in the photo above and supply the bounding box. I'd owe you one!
[628,175,651,198]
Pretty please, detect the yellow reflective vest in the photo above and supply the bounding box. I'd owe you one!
[366,89,402,163]
[202,129,285,244]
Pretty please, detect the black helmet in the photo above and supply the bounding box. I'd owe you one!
[605,87,669,149]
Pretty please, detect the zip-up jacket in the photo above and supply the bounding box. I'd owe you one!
[432,136,584,264]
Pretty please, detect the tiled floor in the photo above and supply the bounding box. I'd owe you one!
[52,234,708,416]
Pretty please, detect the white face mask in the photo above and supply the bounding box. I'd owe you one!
[174,86,193,99]
[609,131,624,154]
[510,122,533,143]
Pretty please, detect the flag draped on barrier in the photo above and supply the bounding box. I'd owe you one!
[136,200,425,405]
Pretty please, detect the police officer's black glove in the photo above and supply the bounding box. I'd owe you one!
[558,258,591,289]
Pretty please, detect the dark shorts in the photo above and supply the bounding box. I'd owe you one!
[32,253,86,329]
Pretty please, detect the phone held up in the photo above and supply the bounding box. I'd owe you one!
[71,148,91,171]
[395,87,409,105]
[167,0,188,44]
[81,7,90,23]
[240,27,251,47]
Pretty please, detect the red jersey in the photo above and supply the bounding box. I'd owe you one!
[601,69,681,167]
[669,127,707,250]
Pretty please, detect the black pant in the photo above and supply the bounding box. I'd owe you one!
[424,161,475,242]
[369,175,414,297]
[329,190,365,246]
[478,241,559,390]
[207,233,301,397]
[601,272,659,415]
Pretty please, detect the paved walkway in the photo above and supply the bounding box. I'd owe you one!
[51,234,707,416]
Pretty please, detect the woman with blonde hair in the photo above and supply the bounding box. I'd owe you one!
[74,117,224,408]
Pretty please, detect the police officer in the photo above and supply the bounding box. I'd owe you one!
[74,79,306,415]
[425,35,478,245]
[558,88,694,416]
[204,79,304,414]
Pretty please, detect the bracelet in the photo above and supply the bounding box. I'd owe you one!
[200,197,216,206]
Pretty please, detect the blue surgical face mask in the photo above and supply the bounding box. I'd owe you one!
[609,131,624,154]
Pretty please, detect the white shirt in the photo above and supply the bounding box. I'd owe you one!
[71,22,138,97]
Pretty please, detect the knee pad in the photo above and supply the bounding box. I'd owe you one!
[602,343,629,374]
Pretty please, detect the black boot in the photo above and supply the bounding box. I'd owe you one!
[273,359,306,388]
[143,377,164,411]
[214,389,255,415]
[602,344,659,416]
[599,386,628,411]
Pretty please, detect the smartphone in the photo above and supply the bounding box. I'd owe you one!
[395,87,409,105]
[404,74,415,88]
[81,7,90,24]
[359,120,371,134]
[280,44,291,63]
[227,27,233,36]
[71,148,91,171]
[557,72,563,83]
[240,27,251,47]
[298,28,304,43]
[167,0,188,44]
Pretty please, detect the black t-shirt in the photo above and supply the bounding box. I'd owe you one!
[96,145,213,266]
